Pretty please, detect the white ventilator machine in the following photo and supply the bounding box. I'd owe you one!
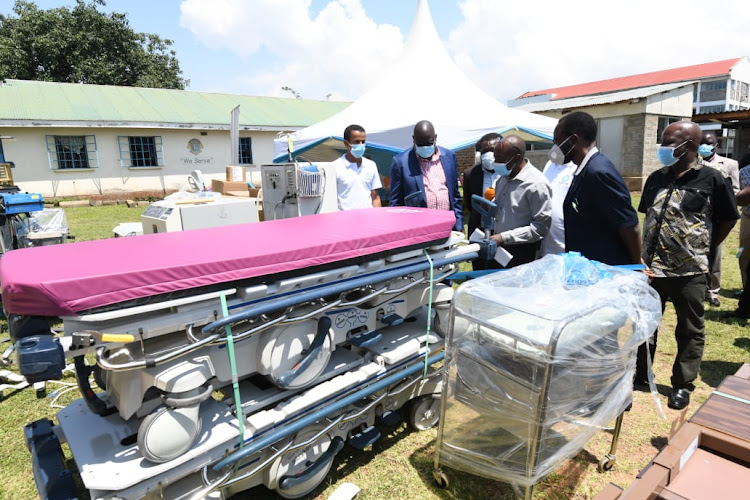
[261,163,338,220]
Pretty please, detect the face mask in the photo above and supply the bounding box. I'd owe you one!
[493,163,511,177]
[349,143,366,159]
[481,152,495,171]
[698,144,714,158]
[657,142,688,166]
[549,135,573,164]
[474,151,481,165]
[415,144,435,159]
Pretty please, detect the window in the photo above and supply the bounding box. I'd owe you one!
[239,137,253,164]
[656,117,680,142]
[699,105,724,114]
[702,80,727,91]
[118,136,164,168]
[45,135,98,169]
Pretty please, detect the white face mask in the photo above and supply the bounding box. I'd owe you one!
[481,152,495,171]
[549,136,573,165]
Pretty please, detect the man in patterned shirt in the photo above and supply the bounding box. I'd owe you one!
[636,120,738,410]
[388,120,463,231]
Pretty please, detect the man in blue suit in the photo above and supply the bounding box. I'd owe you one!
[388,120,463,232]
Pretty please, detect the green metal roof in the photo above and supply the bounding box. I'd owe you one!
[0,79,350,128]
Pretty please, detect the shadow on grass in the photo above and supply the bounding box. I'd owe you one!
[700,360,745,387]
[650,435,668,451]
[734,337,750,353]
[407,436,519,500]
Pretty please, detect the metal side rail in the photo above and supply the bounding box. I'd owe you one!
[94,251,475,372]
[194,351,446,498]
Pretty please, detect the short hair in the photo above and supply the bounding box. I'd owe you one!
[559,111,597,144]
[475,138,483,152]
[343,124,365,142]
[480,132,502,144]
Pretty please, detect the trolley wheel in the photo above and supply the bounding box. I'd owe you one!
[433,469,449,489]
[407,395,440,431]
[598,455,616,473]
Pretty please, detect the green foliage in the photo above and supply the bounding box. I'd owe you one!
[0,0,188,89]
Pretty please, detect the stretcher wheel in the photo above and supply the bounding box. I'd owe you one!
[433,469,449,489]
[272,428,338,499]
[138,404,202,463]
[598,456,616,472]
[407,395,440,431]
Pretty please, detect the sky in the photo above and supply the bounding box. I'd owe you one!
[4,0,750,104]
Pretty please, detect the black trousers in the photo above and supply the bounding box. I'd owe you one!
[636,274,707,391]
[738,258,750,314]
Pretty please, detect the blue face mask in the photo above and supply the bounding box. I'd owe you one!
[349,143,366,159]
[493,163,511,177]
[657,142,688,166]
[698,144,714,158]
[415,144,435,159]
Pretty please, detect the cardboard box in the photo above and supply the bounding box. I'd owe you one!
[226,166,246,182]
[212,179,248,195]
[593,483,624,500]
[614,423,750,499]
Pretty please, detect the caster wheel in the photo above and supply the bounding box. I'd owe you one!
[433,469,449,489]
[598,456,615,472]
[407,395,441,431]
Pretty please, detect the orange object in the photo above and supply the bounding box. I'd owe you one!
[484,187,495,201]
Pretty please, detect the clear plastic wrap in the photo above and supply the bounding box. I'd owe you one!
[436,253,662,487]
[16,208,69,247]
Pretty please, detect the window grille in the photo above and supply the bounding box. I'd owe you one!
[45,135,98,169]
[118,136,164,168]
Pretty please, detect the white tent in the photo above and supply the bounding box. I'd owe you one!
[273,0,557,170]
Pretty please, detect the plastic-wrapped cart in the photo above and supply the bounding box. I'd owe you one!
[432,253,662,498]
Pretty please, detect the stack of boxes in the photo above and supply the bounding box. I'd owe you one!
[597,363,750,499]
[211,166,263,220]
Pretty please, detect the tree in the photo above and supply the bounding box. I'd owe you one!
[0,0,188,89]
[281,85,301,99]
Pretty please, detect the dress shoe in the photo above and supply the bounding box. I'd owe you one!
[668,388,691,410]
[708,297,720,307]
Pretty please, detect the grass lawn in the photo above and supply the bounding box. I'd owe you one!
[0,200,747,500]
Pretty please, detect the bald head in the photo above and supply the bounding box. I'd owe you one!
[701,131,717,144]
[413,120,437,155]
[663,120,701,147]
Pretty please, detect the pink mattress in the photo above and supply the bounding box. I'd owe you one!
[1,207,455,317]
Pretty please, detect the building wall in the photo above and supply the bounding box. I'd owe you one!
[0,126,280,197]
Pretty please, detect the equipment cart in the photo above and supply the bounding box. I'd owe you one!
[432,254,662,498]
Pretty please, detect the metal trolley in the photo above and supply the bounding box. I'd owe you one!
[431,256,661,498]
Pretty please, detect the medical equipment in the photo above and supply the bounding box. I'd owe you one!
[187,170,207,192]
[141,196,258,234]
[432,254,662,498]
[3,207,477,499]
[261,162,337,220]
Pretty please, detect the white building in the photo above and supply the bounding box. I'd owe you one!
[511,57,750,160]
[0,80,349,198]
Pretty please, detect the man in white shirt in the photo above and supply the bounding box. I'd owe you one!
[540,160,577,256]
[333,124,382,211]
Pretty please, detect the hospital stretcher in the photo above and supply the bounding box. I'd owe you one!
[1,207,478,499]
